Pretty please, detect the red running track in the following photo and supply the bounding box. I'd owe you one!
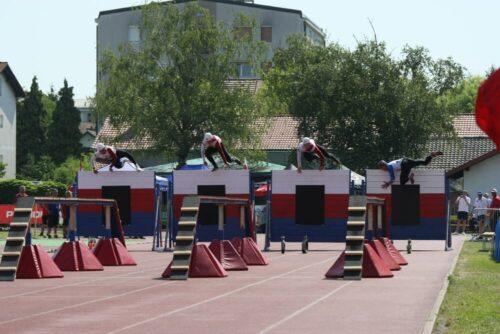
[0,235,464,334]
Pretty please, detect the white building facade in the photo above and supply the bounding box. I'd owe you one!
[0,62,24,179]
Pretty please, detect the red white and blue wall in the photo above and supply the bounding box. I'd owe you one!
[366,169,447,240]
[173,170,250,241]
[270,170,350,242]
[76,170,156,237]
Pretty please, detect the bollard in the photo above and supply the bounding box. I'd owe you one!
[281,236,286,254]
[406,239,412,254]
[302,235,309,254]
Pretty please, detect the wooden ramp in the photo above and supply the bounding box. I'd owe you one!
[325,206,366,280]
[0,197,34,281]
[343,207,366,280]
[169,196,199,280]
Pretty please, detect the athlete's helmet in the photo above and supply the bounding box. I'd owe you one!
[96,143,105,152]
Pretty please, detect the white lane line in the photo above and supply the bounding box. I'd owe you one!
[0,252,287,300]
[257,282,353,334]
[106,257,334,334]
[0,280,175,325]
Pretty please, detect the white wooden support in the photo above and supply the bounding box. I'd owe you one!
[69,205,77,232]
[377,205,382,231]
[367,204,373,231]
[105,206,111,230]
[218,205,224,231]
[240,205,245,229]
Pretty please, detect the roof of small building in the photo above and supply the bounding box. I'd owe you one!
[0,62,25,98]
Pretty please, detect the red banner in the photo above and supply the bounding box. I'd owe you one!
[0,204,43,225]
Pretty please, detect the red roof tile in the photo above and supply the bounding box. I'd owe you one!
[453,114,487,137]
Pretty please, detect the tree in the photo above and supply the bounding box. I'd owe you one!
[437,75,484,114]
[265,36,465,173]
[47,79,82,164]
[17,154,55,181]
[0,162,6,178]
[16,77,47,170]
[96,2,267,167]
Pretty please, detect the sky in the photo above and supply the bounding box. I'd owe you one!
[1,0,498,98]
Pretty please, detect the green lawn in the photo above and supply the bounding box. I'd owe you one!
[433,241,500,334]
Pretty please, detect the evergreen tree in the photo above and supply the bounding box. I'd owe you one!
[16,76,47,170]
[47,79,82,164]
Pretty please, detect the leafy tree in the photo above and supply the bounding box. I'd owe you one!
[17,154,55,181]
[53,154,92,185]
[265,36,465,173]
[437,75,484,114]
[47,80,82,164]
[96,2,267,167]
[16,77,47,170]
[0,162,6,178]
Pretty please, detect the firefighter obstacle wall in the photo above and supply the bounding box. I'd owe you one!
[77,170,156,237]
[366,169,447,240]
[173,170,250,241]
[270,170,350,242]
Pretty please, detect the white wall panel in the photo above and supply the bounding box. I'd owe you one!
[272,170,350,194]
[366,169,445,194]
[173,170,249,195]
[78,171,155,189]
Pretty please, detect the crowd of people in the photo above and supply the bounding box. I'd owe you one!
[454,188,500,237]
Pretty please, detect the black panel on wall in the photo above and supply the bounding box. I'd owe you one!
[102,186,131,226]
[296,185,325,225]
[197,185,226,225]
[392,185,420,225]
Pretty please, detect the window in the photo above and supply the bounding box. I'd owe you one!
[0,155,3,163]
[0,114,3,128]
[0,78,2,96]
[295,185,325,225]
[235,63,253,78]
[261,26,272,43]
[234,26,252,39]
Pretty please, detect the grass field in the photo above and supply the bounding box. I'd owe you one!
[433,241,500,334]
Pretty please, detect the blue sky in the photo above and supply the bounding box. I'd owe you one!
[1,0,498,98]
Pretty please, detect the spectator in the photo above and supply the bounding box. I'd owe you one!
[473,191,489,236]
[39,189,51,237]
[13,185,29,204]
[454,190,470,235]
[490,188,500,232]
[46,189,60,238]
[60,190,72,239]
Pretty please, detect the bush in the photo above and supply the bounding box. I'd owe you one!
[0,179,67,204]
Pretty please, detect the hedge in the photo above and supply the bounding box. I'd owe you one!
[0,179,67,204]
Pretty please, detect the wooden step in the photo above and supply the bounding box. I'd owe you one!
[180,207,199,212]
[1,252,21,257]
[348,207,366,212]
[178,221,196,227]
[176,236,194,241]
[173,250,192,256]
[9,222,29,228]
[0,267,17,271]
[345,250,363,256]
[344,265,362,271]
[6,237,25,242]
[347,221,365,226]
[345,236,364,241]
[170,265,190,270]
[14,208,32,213]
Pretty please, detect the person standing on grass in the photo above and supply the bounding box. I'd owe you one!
[489,188,500,232]
[13,185,29,204]
[46,189,60,239]
[454,190,471,235]
[60,190,72,239]
[473,192,489,236]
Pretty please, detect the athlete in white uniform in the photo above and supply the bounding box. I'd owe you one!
[296,137,341,173]
[377,152,443,188]
[201,133,241,171]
